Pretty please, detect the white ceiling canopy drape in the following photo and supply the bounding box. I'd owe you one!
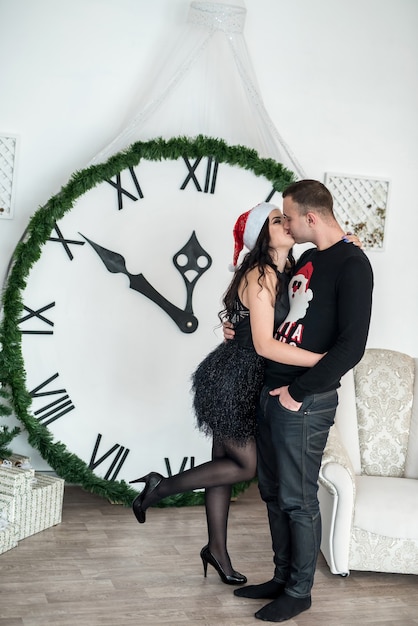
[91,0,305,177]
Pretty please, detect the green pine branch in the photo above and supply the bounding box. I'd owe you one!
[0,384,20,458]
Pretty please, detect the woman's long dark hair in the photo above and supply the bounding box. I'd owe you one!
[219,217,295,323]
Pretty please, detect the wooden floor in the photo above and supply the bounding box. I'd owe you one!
[0,483,417,626]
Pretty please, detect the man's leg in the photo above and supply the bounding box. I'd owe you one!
[255,389,338,622]
[235,386,289,600]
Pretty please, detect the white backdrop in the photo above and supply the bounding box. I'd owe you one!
[1,0,417,471]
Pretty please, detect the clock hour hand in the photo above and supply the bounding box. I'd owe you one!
[80,234,199,333]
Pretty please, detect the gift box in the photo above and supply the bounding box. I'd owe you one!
[0,489,19,555]
[8,453,32,469]
[0,522,19,555]
[16,473,65,541]
[0,485,18,555]
[0,492,16,524]
[0,465,65,542]
[0,466,34,497]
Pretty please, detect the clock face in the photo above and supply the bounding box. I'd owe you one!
[3,137,295,502]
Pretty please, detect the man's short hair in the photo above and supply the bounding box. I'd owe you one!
[283,180,334,217]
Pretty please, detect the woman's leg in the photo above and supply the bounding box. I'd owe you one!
[141,436,256,506]
[139,437,256,574]
[204,484,232,570]
[202,437,256,574]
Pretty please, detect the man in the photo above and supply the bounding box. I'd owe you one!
[234,180,373,622]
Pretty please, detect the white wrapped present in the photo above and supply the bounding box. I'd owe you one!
[0,465,64,541]
[0,492,19,554]
[16,473,65,541]
[0,466,34,497]
[8,453,32,470]
[0,521,19,555]
[0,492,16,524]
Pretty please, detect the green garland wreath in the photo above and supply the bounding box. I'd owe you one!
[0,135,296,506]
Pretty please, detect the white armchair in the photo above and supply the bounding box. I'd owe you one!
[318,348,418,576]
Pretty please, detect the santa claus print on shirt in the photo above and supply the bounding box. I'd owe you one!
[275,261,314,346]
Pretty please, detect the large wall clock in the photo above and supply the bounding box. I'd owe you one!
[0,136,295,505]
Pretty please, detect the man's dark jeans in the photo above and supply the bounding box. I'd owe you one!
[257,386,338,598]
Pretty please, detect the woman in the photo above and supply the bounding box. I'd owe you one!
[129,203,324,585]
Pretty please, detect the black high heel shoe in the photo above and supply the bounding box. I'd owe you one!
[200,545,247,585]
[129,472,163,524]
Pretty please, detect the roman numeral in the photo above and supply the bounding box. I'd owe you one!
[18,302,55,335]
[180,157,219,194]
[29,373,75,426]
[164,456,195,476]
[106,166,144,210]
[89,433,130,480]
[265,188,277,202]
[48,223,85,260]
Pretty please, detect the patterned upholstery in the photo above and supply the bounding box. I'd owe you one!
[318,349,418,576]
[355,349,414,477]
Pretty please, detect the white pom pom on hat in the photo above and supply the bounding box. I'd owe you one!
[229,202,278,270]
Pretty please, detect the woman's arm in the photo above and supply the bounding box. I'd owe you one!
[244,267,324,367]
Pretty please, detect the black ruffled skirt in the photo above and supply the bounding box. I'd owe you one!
[191,341,264,445]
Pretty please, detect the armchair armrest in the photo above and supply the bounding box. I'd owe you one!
[319,425,356,498]
[318,425,357,575]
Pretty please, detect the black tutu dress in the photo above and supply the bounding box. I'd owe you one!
[192,299,263,445]
[192,272,290,445]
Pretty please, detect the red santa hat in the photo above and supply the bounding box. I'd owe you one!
[230,202,277,270]
[297,261,314,290]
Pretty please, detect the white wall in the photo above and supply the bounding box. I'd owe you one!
[1,0,417,466]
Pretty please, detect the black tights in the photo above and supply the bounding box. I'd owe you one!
[142,437,257,575]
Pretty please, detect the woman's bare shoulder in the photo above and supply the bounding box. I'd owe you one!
[246,265,277,297]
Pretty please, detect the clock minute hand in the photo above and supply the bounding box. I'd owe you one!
[80,234,198,333]
[173,231,212,314]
